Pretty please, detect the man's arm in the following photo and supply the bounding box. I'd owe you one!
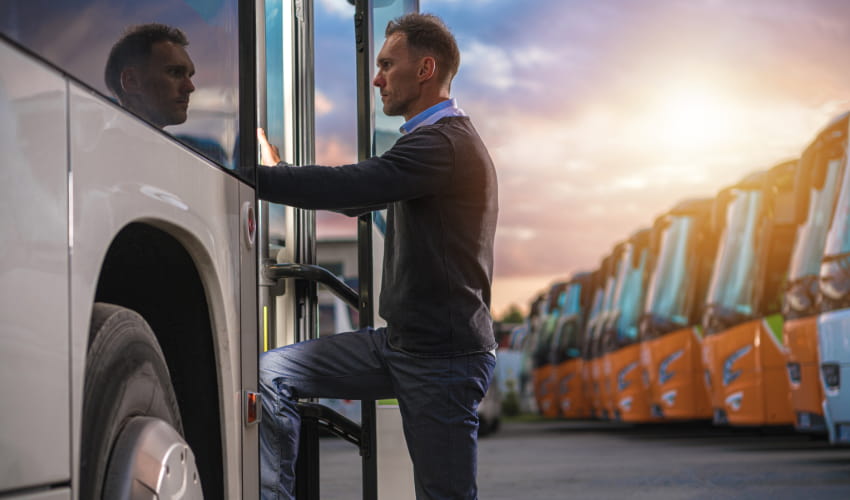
[255,127,454,211]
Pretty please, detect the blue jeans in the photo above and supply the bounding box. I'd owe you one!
[259,327,495,500]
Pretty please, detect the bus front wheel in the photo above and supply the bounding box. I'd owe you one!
[80,303,203,499]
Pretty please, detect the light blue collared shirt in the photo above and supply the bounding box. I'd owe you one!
[400,98,467,135]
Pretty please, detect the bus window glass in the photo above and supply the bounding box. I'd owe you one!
[704,189,762,328]
[372,0,418,155]
[0,0,240,170]
[823,156,850,258]
[644,215,694,334]
[613,243,648,345]
[789,157,842,280]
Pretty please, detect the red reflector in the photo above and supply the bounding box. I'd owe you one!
[246,391,261,425]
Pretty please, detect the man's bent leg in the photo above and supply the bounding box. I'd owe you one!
[386,349,496,500]
[259,328,396,500]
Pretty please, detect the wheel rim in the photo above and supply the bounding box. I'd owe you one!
[104,417,203,499]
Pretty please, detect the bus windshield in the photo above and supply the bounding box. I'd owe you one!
[561,282,583,317]
[590,271,619,358]
[612,241,649,347]
[642,215,695,338]
[785,157,842,318]
[703,188,763,334]
[821,154,850,306]
[582,286,604,359]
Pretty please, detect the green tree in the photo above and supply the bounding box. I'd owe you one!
[499,304,524,324]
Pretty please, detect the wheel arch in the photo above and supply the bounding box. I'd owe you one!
[92,220,225,499]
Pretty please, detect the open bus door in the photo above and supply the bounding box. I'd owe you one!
[602,229,657,422]
[783,113,847,434]
[259,1,419,498]
[701,161,798,427]
[639,198,717,421]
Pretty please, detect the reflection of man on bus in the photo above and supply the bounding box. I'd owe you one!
[257,13,498,500]
[104,23,195,129]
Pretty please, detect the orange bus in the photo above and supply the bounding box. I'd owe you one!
[640,198,718,420]
[587,252,620,419]
[702,161,799,426]
[551,272,595,418]
[783,113,846,433]
[532,281,570,416]
[580,265,607,419]
[601,229,657,422]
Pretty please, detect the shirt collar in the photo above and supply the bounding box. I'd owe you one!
[400,98,467,135]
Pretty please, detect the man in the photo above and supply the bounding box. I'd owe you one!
[104,23,195,129]
[258,13,498,500]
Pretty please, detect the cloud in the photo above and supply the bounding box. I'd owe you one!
[317,0,355,18]
[315,90,334,116]
[312,0,850,311]
[460,40,516,90]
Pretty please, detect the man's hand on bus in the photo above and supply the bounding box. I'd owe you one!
[257,128,282,166]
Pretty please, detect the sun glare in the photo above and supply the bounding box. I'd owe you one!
[650,85,738,151]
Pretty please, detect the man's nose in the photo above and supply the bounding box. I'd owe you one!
[184,77,195,93]
[372,73,383,88]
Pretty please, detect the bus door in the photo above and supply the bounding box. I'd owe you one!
[258,0,418,498]
[640,198,716,421]
[784,113,846,433]
[702,161,798,427]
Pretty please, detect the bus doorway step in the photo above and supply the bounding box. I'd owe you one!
[295,401,366,500]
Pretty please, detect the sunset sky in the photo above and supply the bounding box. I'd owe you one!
[311,0,850,318]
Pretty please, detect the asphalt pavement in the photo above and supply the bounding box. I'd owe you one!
[319,418,850,499]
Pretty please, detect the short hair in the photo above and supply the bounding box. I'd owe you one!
[104,23,189,100]
[385,13,460,86]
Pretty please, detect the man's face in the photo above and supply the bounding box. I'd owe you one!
[373,33,421,119]
[125,40,196,128]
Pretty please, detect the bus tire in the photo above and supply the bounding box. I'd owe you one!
[80,303,201,499]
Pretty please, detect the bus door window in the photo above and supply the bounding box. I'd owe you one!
[1,0,241,171]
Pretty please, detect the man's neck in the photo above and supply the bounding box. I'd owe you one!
[403,92,451,122]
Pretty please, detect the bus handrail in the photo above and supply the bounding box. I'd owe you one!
[264,262,360,310]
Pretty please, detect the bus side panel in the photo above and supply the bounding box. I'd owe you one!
[602,354,617,419]
[556,359,587,418]
[818,309,850,443]
[68,85,245,498]
[646,328,712,420]
[714,320,793,426]
[758,320,794,425]
[240,182,259,500]
[784,316,825,430]
[713,321,763,425]
[610,344,654,422]
[702,331,728,423]
[533,364,556,417]
[591,357,607,419]
[0,40,70,493]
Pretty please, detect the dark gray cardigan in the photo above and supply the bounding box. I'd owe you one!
[257,116,498,357]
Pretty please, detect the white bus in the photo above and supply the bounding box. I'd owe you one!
[0,0,415,498]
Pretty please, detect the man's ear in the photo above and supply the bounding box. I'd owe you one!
[120,67,142,95]
[418,56,436,82]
